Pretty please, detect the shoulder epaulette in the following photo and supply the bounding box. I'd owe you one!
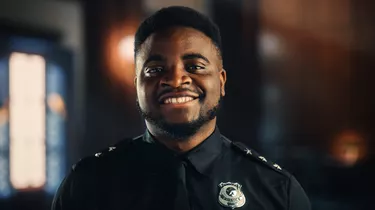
[93,137,134,158]
[72,155,97,171]
[72,138,135,172]
[231,141,287,175]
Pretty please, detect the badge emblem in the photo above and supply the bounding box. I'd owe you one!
[218,182,246,209]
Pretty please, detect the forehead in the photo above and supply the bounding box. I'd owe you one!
[138,27,217,59]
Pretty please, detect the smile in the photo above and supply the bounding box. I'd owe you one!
[163,96,195,104]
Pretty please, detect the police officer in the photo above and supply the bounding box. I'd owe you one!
[52,6,311,210]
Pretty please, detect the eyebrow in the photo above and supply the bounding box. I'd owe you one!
[182,53,210,64]
[143,54,165,67]
[142,53,210,68]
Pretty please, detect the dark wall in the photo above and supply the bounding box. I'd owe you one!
[212,0,262,148]
[83,0,145,156]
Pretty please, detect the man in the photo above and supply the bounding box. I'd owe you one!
[52,6,311,210]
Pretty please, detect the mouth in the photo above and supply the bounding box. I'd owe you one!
[162,96,197,104]
[159,92,200,105]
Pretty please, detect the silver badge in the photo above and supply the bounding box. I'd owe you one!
[218,182,246,209]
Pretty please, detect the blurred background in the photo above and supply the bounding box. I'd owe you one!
[0,0,374,209]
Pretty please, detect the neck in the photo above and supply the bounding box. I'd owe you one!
[146,119,217,153]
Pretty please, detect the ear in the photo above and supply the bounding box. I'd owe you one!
[134,76,137,87]
[219,68,227,97]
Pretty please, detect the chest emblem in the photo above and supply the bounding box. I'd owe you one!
[218,182,246,209]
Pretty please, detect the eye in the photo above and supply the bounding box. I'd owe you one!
[185,64,205,72]
[145,66,164,75]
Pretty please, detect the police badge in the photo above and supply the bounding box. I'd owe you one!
[218,182,246,209]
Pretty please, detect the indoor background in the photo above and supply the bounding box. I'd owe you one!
[0,0,374,209]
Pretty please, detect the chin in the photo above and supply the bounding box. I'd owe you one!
[162,110,198,122]
[164,117,196,125]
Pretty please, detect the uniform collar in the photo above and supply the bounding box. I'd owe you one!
[142,127,223,176]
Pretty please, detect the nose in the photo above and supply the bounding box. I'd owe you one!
[160,65,192,88]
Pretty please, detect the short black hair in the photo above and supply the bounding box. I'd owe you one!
[134,6,222,56]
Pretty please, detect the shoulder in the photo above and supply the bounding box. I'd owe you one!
[52,136,143,209]
[72,135,143,172]
[223,135,311,208]
[221,135,290,178]
[223,136,311,198]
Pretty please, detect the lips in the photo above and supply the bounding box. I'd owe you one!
[164,96,195,104]
[158,92,199,104]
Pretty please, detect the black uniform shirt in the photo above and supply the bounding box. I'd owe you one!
[52,127,311,210]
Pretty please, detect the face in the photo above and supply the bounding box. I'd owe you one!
[135,27,226,138]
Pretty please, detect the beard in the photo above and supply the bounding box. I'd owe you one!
[136,96,222,141]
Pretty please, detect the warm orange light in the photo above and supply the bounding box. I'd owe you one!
[0,101,8,127]
[47,93,66,118]
[118,35,135,62]
[104,20,138,91]
[331,130,367,167]
[9,52,46,190]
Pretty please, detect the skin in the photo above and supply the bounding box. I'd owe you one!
[134,26,226,153]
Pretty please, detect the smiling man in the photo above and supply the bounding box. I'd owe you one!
[52,6,311,210]
[135,25,226,152]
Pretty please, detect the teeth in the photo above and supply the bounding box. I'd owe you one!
[164,97,194,104]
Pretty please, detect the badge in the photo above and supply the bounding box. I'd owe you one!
[218,182,246,209]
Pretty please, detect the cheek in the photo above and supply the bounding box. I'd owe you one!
[137,83,157,109]
[197,80,221,108]
[136,84,148,107]
[204,79,221,98]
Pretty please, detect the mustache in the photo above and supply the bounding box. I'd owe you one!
[157,87,203,99]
